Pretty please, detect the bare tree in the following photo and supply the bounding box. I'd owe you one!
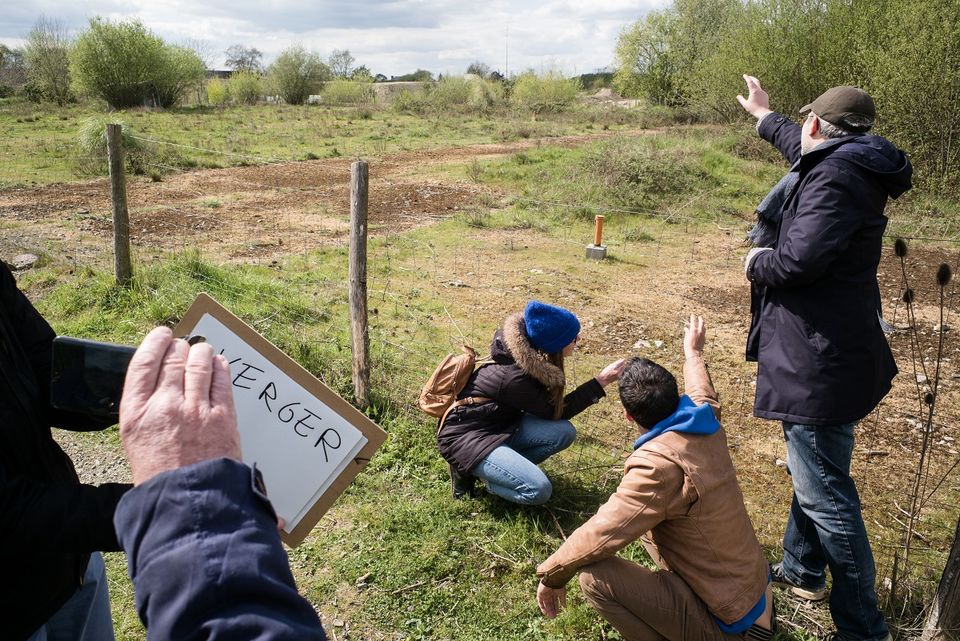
[328,48,355,79]
[24,16,72,105]
[0,46,29,90]
[466,61,491,78]
[224,44,263,73]
[183,38,215,70]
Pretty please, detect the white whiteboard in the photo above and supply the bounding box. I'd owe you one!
[190,313,368,532]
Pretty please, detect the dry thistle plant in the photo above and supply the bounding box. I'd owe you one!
[889,238,955,615]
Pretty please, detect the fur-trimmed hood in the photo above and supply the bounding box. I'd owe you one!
[494,312,565,390]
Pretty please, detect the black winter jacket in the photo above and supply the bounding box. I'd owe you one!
[746,113,912,425]
[0,262,131,640]
[437,313,604,475]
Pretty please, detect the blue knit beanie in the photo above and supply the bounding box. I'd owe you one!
[523,301,580,353]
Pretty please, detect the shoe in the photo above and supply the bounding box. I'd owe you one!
[771,562,827,601]
[448,462,477,499]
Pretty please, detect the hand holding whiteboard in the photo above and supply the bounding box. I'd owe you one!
[174,294,386,546]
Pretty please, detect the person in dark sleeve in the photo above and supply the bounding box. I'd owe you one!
[437,300,625,504]
[736,76,912,641]
[0,261,131,641]
[115,326,326,641]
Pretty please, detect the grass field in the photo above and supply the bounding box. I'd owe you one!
[3,96,960,640]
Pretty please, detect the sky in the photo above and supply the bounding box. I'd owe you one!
[0,1,665,78]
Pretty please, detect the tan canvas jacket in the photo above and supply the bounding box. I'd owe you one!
[536,355,769,625]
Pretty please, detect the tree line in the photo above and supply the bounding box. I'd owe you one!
[614,0,960,192]
[0,17,466,109]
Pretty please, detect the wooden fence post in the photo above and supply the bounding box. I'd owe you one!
[106,124,133,285]
[349,160,370,409]
[923,516,960,641]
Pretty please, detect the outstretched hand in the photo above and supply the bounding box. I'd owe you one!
[736,74,773,120]
[596,358,627,387]
[683,315,706,360]
[119,327,242,485]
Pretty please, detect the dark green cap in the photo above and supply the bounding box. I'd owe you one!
[800,86,875,132]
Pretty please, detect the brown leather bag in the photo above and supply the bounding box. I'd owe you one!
[417,345,492,421]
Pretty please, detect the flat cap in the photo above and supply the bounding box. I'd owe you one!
[801,85,875,132]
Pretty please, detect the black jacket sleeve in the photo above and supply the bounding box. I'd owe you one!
[496,371,605,420]
[114,459,327,641]
[759,111,803,166]
[0,466,129,552]
[1,263,114,432]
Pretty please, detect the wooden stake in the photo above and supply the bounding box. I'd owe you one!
[594,215,605,247]
[106,124,132,285]
[349,160,370,409]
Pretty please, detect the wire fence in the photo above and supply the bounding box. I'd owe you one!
[3,132,960,627]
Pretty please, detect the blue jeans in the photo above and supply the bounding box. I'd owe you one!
[471,414,576,505]
[781,422,888,641]
[27,552,115,641]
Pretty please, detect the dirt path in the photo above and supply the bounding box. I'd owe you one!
[0,129,659,263]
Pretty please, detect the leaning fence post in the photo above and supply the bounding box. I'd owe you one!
[106,124,132,285]
[349,160,370,409]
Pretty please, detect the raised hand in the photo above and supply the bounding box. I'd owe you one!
[683,315,706,360]
[736,74,773,120]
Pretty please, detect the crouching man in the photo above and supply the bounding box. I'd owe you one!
[535,316,774,641]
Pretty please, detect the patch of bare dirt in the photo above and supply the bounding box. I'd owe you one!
[0,131,657,263]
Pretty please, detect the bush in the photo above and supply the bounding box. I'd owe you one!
[582,138,707,209]
[70,18,203,109]
[468,79,506,111]
[268,45,330,105]
[391,89,429,114]
[152,45,206,108]
[228,71,262,105]
[512,71,580,113]
[429,77,472,109]
[207,79,228,106]
[321,79,374,105]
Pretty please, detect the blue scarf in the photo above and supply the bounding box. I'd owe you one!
[632,395,720,450]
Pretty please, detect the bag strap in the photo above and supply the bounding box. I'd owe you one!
[437,396,493,436]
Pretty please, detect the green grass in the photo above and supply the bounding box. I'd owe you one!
[0,98,659,187]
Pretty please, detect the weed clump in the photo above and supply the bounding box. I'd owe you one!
[582,138,707,210]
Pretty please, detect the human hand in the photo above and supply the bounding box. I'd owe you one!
[744,246,773,278]
[596,358,627,387]
[736,74,773,120]
[119,326,241,485]
[537,582,567,618]
[683,315,706,359]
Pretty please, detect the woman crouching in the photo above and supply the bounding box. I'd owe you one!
[438,301,624,505]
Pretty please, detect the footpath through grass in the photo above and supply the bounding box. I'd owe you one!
[18,124,960,640]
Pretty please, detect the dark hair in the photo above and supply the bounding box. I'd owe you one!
[618,357,679,429]
[547,350,565,419]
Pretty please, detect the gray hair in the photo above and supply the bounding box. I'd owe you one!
[815,113,872,138]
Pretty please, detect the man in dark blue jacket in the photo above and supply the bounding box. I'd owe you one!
[737,76,911,641]
[114,326,327,640]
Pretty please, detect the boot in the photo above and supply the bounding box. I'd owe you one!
[448,462,477,499]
